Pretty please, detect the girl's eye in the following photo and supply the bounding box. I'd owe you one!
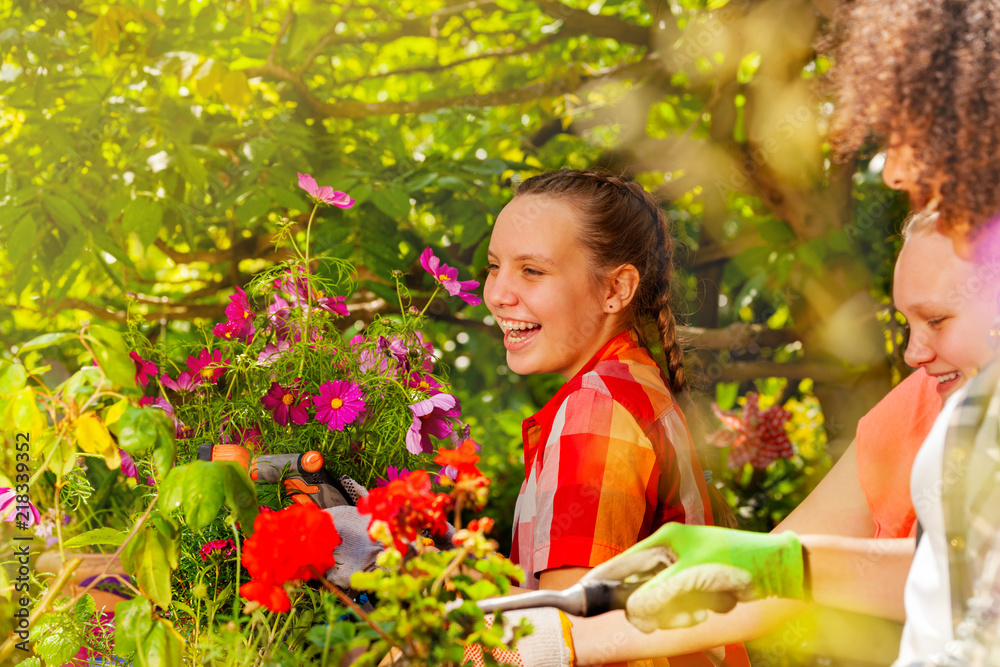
[928,317,948,328]
[523,267,542,276]
[486,263,499,273]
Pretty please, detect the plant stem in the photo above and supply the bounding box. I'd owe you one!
[430,543,472,597]
[0,558,80,663]
[308,567,400,651]
[418,285,441,318]
[232,521,243,623]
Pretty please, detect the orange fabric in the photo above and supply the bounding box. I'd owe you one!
[856,370,942,539]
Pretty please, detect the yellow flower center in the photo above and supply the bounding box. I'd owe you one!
[202,368,215,378]
[282,393,294,406]
[418,381,430,390]
[438,273,451,282]
[330,398,344,410]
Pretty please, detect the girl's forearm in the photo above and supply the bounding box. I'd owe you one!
[800,534,913,622]
[571,599,813,665]
[570,535,914,664]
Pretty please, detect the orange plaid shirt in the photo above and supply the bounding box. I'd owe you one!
[510,330,749,667]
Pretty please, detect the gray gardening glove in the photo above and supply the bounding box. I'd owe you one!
[325,476,382,589]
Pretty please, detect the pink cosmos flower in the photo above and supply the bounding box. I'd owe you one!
[297,172,355,208]
[419,247,482,306]
[375,466,412,488]
[187,349,229,383]
[312,380,366,431]
[350,334,392,375]
[199,538,236,561]
[406,371,443,395]
[258,340,291,366]
[0,487,42,527]
[160,370,204,393]
[129,351,158,388]
[261,382,310,426]
[213,287,256,343]
[406,392,461,455]
[141,396,193,439]
[213,317,255,343]
[220,421,263,448]
[317,294,349,317]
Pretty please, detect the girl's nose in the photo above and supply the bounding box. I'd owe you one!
[484,271,516,310]
[882,145,909,191]
[903,328,935,368]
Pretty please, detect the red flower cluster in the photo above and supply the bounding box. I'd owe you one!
[239,504,341,613]
[357,469,452,553]
[199,538,236,561]
[435,440,490,510]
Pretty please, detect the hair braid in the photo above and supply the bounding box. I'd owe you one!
[515,169,687,395]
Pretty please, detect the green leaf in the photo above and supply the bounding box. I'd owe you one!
[42,195,84,233]
[372,186,411,219]
[17,331,76,354]
[90,228,137,270]
[32,612,83,666]
[114,597,153,658]
[139,619,186,667]
[5,387,44,434]
[131,528,175,607]
[6,212,36,260]
[235,191,271,224]
[73,592,96,620]
[89,325,137,389]
[715,381,740,411]
[123,197,164,248]
[220,461,259,534]
[182,460,226,531]
[737,51,762,84]
[115,406,171,454]
[0,362,27,395]
[159,465,187,514]
[757,219,795,244]
[63,527,128,549]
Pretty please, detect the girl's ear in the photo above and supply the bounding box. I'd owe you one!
[605,264,640,313]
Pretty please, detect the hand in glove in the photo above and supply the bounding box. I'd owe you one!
[324,476,456,588]
[581,523,805,632]
[325,476,383,589]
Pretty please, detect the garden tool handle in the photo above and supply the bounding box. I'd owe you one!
[476,578,645,618]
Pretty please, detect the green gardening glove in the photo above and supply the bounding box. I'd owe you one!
[581,523,805,632]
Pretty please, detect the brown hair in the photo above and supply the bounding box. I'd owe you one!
[829,0,1000,236]
[514,169,686,395]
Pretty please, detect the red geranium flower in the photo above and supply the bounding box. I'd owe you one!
[708,392,795,470]
[239,504,341,613]
[434,440,481,478]
[357,469,452,552]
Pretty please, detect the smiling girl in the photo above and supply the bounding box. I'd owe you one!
[482,169,748,666]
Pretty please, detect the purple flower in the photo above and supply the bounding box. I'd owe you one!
[406,371,443,395]
[0,487,42,527]
[129,351,158,388]
[419,247,482,306]
[257,340,291,366]
[119,449,138,480]
[141,396,193,439]
[312,380,366,431]
[297,172,355,208]
[377,336,409,365]
[261,382,310,426]
[160,370,204,393]
[414,331,435,371]
[186,349,229,383]
[350,334,392,375]
[406,392,461,455]
[449,421,472,447]
[375,466,412,488]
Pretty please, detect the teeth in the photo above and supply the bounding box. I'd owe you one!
[937,372,960,383]
[498,317,540,333]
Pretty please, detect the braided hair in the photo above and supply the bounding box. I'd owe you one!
[514,169,687,395]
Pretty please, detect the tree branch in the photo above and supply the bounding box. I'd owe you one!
[249,54,662,118]
[532,0,652,47]
[679,322,797,350]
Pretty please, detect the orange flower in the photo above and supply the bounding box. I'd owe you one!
[434,439,481,478]
[239,578,291,613]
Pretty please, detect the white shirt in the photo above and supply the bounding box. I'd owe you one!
[895,386,970,665]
